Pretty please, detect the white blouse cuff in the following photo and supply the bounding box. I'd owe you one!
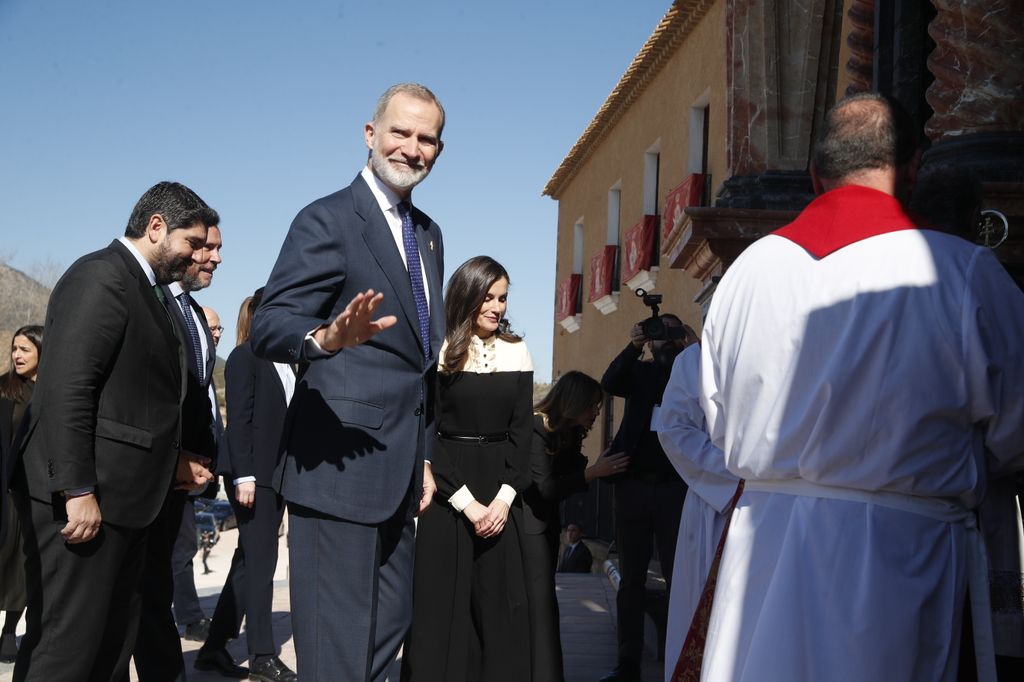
[495,484,517,507]
[449,485,476,512]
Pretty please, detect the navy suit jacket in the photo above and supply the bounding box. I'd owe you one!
[160,285,218,461]
[219,342,288,487]
[251,173,444,524]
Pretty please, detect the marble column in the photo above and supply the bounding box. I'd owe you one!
[922,0,1024,180]
[721,0,842,208]
[922,0,1024,286]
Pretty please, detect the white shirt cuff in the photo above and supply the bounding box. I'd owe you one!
[233,476,256,486]
[64,487,95,498]
[495,484,517,507]
[449,485,476,512]
[304,329,336,358]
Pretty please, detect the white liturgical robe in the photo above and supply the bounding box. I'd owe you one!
[656,343,739,682]
[699,189,1024,682]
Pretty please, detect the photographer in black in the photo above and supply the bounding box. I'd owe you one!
[200,530,217,575]
[599,292,695,682]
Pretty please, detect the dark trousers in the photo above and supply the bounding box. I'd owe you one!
[13,485,146,682]
[289,495,414,682]
[171,496,204,626]
[613,477,686,667]
[521,527,564,682]
[130,490,187,682]
[204,483,285,659]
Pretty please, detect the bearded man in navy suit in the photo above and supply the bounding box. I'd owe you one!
[250,83,445,682]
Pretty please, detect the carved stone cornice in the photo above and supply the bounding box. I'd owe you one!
[664,206,798,282]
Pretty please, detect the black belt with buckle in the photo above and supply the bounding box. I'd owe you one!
[438,432,509,444]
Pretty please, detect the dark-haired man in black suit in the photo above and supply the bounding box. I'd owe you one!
[11,181,216,682]
[129,224,225,682]
[557,523,593,573]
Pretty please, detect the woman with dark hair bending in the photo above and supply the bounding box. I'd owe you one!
[403,256,534,682]
[521,371,629,681]
[0,325,43,662]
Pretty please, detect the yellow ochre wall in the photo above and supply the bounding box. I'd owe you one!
[551,2,726,461]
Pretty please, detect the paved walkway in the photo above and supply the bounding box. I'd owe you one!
[0,528,663,681]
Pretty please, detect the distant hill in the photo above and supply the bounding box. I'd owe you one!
[0,263,51,369]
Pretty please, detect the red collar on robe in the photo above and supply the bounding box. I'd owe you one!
[774,185,919,258]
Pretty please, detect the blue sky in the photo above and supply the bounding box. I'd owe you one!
[0,0,671,381]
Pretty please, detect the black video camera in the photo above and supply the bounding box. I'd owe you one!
[635,288,687,341]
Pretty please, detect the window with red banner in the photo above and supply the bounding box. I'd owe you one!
[621,215,657,285]
[662,173,706,243]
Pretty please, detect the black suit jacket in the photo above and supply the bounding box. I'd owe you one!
[17,239,185,529]
[601,344,680,483]
[1,398,17,491]
[251,172,444,524]
[1,397,21,545]
[160,286,217,461]
[557,541,593,573]
[219,342,288,486]
[521,414,588,535]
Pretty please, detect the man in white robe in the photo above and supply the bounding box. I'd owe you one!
[698,93,1024,681]
[656,342,740,682]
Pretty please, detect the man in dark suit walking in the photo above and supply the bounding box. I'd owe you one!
[11,181,217,682]
[250,83,445,682]
[129,224,224,681]
[557,523,594,573]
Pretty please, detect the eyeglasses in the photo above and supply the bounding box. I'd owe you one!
[209,325,225,332]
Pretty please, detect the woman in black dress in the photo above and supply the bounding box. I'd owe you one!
[195,289,297,681]
[404,256,534,682]
[0,325,42,662]
[520,371,629,681]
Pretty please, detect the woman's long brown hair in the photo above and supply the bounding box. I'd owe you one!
[1,324,43,403]
[441,256,521,374]
[235,288,264,347]
[534,370,603,456]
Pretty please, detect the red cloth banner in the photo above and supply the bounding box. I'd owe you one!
[556,273,582,321]
[588,245,617,303]
[662,174,706,243]
[621,215,657,284]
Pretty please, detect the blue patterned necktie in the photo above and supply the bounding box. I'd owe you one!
[177,292,206,384]
[397,201,431,359]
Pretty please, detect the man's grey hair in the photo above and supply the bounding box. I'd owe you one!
[812,92,918,181]
[372,83,446,138]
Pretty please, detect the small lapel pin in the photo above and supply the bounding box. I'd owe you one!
[429,240,435,251]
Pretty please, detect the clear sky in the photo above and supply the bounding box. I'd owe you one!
[0,0,671,381]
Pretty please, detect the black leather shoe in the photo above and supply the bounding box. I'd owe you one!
[194,647,249,678]
[0,631,17,663]
[599,664,642,682]
[184,617,211,642]
[249,655,298,682]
